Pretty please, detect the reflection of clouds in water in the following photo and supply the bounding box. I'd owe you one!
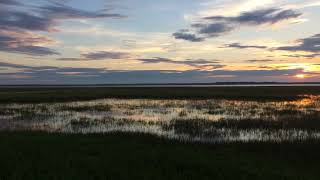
[1,96,320,142]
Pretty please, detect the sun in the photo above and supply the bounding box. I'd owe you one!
[295,74,305,79]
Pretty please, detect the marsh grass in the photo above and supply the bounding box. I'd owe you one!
[2,132,320,180]
[1,86,320,104]
[2,87,320,179]
[59,104,112,112]
[0,95,320,142]
[163,118,320,140]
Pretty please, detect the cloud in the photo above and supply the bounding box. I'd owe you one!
[137,57,224,70]
[0,1,126,56]
[0,10,54,32]
[82,51,131,60]
[0,62,30,69]
[0,3,126,32]
[173,8,302,42]
[223,43,268,49]
[0,0,21,5]
[0,28,59,56]
[204,8,301,25]
[1,61,319,84]
[138,57,220,65]
[56,58,86,61]
[39,3,126,20]
[172,30,204,42]
[0,61,107,77]
[245,59,274,63]
[276,34,320,53]
[193,22,234,38]
[283,53,320,58]
[57,51,132,61]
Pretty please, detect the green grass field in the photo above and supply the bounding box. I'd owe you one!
[1,86,320,103]
[0,132,320,180]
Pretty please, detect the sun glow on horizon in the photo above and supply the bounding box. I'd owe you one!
[295,74,306,79]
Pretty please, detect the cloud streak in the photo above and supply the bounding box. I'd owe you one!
[83,51,131,60]
[39,3,126,20]
[204,8,301,25]
[276,33,320,53]
[283,53,320,58]
[0,1,126,56]
[0,0,21,5]
[245,59,274,63]
[137,57,225,70]
[174,8,302,42]
[0,28,59,56]
[172,30,204,42]
[1,61,319,84]
[223,43,268,49]
[57,51,132,61]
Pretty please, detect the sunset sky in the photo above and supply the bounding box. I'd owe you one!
[0,0,320,84]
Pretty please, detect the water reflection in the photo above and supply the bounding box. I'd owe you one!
[1,96,320,142]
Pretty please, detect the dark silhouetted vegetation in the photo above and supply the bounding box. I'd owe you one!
[1,132,320,180]
[1,86,320,103]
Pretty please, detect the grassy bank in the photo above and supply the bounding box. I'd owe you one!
[0,132,320,180]
[1,86,320,103]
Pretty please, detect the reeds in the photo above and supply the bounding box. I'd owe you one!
[1,96,320,142]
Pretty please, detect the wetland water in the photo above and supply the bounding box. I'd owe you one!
[1,96,320,142]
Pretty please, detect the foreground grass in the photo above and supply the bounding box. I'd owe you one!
[0,132,320,180]
[1,86,320,103]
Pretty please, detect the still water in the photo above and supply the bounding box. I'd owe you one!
[1,96,320,142]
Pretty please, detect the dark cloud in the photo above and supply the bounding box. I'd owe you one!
[57,51,132,61]
[204,8,301,25]
[0,45,59,56]
[138,57,220,65]
[1,62,319,84]
[83,51,131,60]
[283,53,320,59]
[0,2,126,32]
[39,3,126,20]
[0,29,59,56]
[194,23,234,37]
[56,58,85,61]
[137,57,224,70]
[223,43,268,49]
[0,0,21,5]
[0,1,126,56]
[0,62,107,77]
[0,10,53,32]
[184,59,221,66]
[0,62,30,69]
[173,8,302,42]
[172,30,204,42]
[246,59,274,63]
[138,57,176,64]
[276,34,320,53]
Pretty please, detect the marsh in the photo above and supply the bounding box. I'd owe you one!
[2,87,320,180]
[1,87,320,143]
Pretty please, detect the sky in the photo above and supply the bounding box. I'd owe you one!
[0,0,320,84]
